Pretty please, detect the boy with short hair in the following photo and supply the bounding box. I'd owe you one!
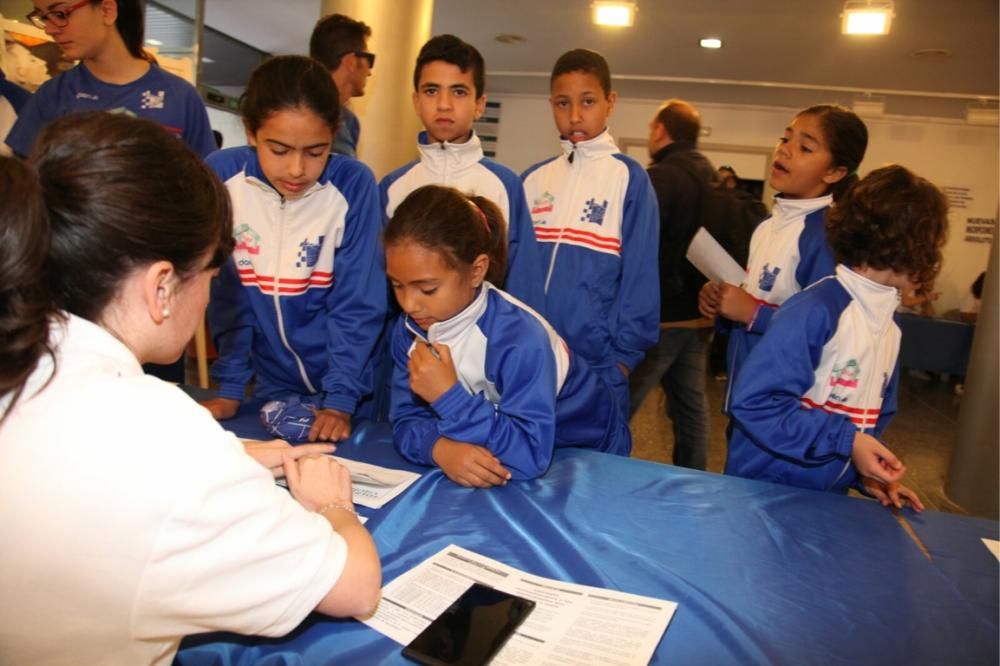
[521,49,660,419]
[727,164,948,510]
[380,34,545,313]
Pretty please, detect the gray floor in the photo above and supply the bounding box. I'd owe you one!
[629,369,976,515]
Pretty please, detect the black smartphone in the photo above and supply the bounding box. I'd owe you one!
[402,583,536,666]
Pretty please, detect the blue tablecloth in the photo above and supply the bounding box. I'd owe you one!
[175,405,997,665]
[897,313,975,376]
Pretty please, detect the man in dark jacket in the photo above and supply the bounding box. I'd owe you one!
[628,100,715,469]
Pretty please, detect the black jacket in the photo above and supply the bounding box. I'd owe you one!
[647,142,717,322]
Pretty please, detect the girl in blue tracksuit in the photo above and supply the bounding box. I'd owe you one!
[698,104,869,418]
[201,56,386,442]
[385,185,631,487]
[727,165,948,509]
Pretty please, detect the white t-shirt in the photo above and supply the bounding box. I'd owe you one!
[0,314,347,665]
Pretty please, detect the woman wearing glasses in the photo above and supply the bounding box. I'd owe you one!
[5,0,215,158]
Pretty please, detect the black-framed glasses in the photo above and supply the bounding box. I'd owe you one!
[348,50,375,68]
[26,0,91,29]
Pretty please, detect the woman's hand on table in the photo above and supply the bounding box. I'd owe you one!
[283,451,354,513]
[432,437,511,489]
[861,478,925,513]
[243,439,335,478]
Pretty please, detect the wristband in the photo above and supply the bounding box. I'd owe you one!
[318,501,356,517]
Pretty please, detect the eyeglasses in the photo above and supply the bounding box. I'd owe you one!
[348,50,375,68]
[26,0,91,29]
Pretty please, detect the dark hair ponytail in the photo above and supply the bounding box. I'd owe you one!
[32,112,233,324]
[107,0,150,60]
[241,56,341,136]
[796,104,869,202]
[0,158,58,424]
[385,185,508,286]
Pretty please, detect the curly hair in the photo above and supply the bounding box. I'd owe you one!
[826,164,948,285]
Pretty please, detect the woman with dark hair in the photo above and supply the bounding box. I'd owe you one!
[6,0,215,158]
[0,113,380,665]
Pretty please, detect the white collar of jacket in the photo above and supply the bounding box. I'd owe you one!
[770,194,833,228]
[416,130,484,177]
[836,265,900,334]
[405,282,492,346]
[559,128,619,163]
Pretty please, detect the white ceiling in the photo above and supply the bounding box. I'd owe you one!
[192,0,998,120]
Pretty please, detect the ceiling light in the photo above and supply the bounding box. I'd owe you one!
[699,38,722,49]
[592,1,636,28]
[145,38,163,46]
[842,1,894,35]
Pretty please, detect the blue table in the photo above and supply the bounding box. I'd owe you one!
[897,313,975,376]
[175,406,997,665]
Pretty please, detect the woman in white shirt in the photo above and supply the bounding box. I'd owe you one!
[0,111,380,666]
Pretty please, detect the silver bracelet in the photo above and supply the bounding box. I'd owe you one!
[317,501,356,516]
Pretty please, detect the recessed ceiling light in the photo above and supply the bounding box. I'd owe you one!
[201,57,215,64]
[699,38,722,49]
[592,1,636,28]
[145,38,163,46]
[842,0,894,35]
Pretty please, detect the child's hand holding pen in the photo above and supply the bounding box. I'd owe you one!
[409,341,458,403]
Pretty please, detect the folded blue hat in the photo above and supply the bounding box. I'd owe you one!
[259,396,318,443]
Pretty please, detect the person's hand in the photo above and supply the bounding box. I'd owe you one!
[409,342,458,404]
[861,478,925,513]
[243,439,335,478]
[200,397,240,420]
[431,437,511,488]
[309,408,352,442]
[715,283,758,324]
[851,432,905,485]
[698,281,722,318]
[617,363,630,378]
[283,452,353,512]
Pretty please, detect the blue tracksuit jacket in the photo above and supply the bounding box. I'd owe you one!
[207,147,387,414]
[727,266,901,492]
[390,283,631,479]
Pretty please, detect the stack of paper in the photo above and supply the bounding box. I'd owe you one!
[363,545,678,665]
[333,457,421,509]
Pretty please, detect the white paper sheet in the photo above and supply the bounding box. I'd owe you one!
[362,544,678,665]
[982,538,1000,560]
[273,457,421,510]
[686,227,746,286]
[332,457,422,509]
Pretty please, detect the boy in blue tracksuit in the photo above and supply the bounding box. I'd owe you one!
[380,34,545,313]
[727,165,948,509]
[201,57,386,443]
[522,49,659,419]
[385,186,631,486]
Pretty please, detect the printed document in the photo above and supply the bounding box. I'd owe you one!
[686,227,746,286]
[363,544,677,665]
[983,538,1000,561]
[333,457,421,509]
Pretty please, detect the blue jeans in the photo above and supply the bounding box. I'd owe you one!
[628,327,711,470]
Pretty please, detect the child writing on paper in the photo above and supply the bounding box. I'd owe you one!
[385,185,631,487]
[521,49,660,421]
[727,165,948,509]
[699,104,868,416]
[200,56,386,442]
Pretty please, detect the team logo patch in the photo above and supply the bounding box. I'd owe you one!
[75,92,99,101]
[580,198,608,225]
[296,235,325,268]
[830,359,860,389]
[140,90,165,110]
[234,224,261,255]
[758,264,780,292]
[531,192,555,216]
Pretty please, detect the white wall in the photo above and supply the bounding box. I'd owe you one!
[206,106,247,150]
[493,93,998,311]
